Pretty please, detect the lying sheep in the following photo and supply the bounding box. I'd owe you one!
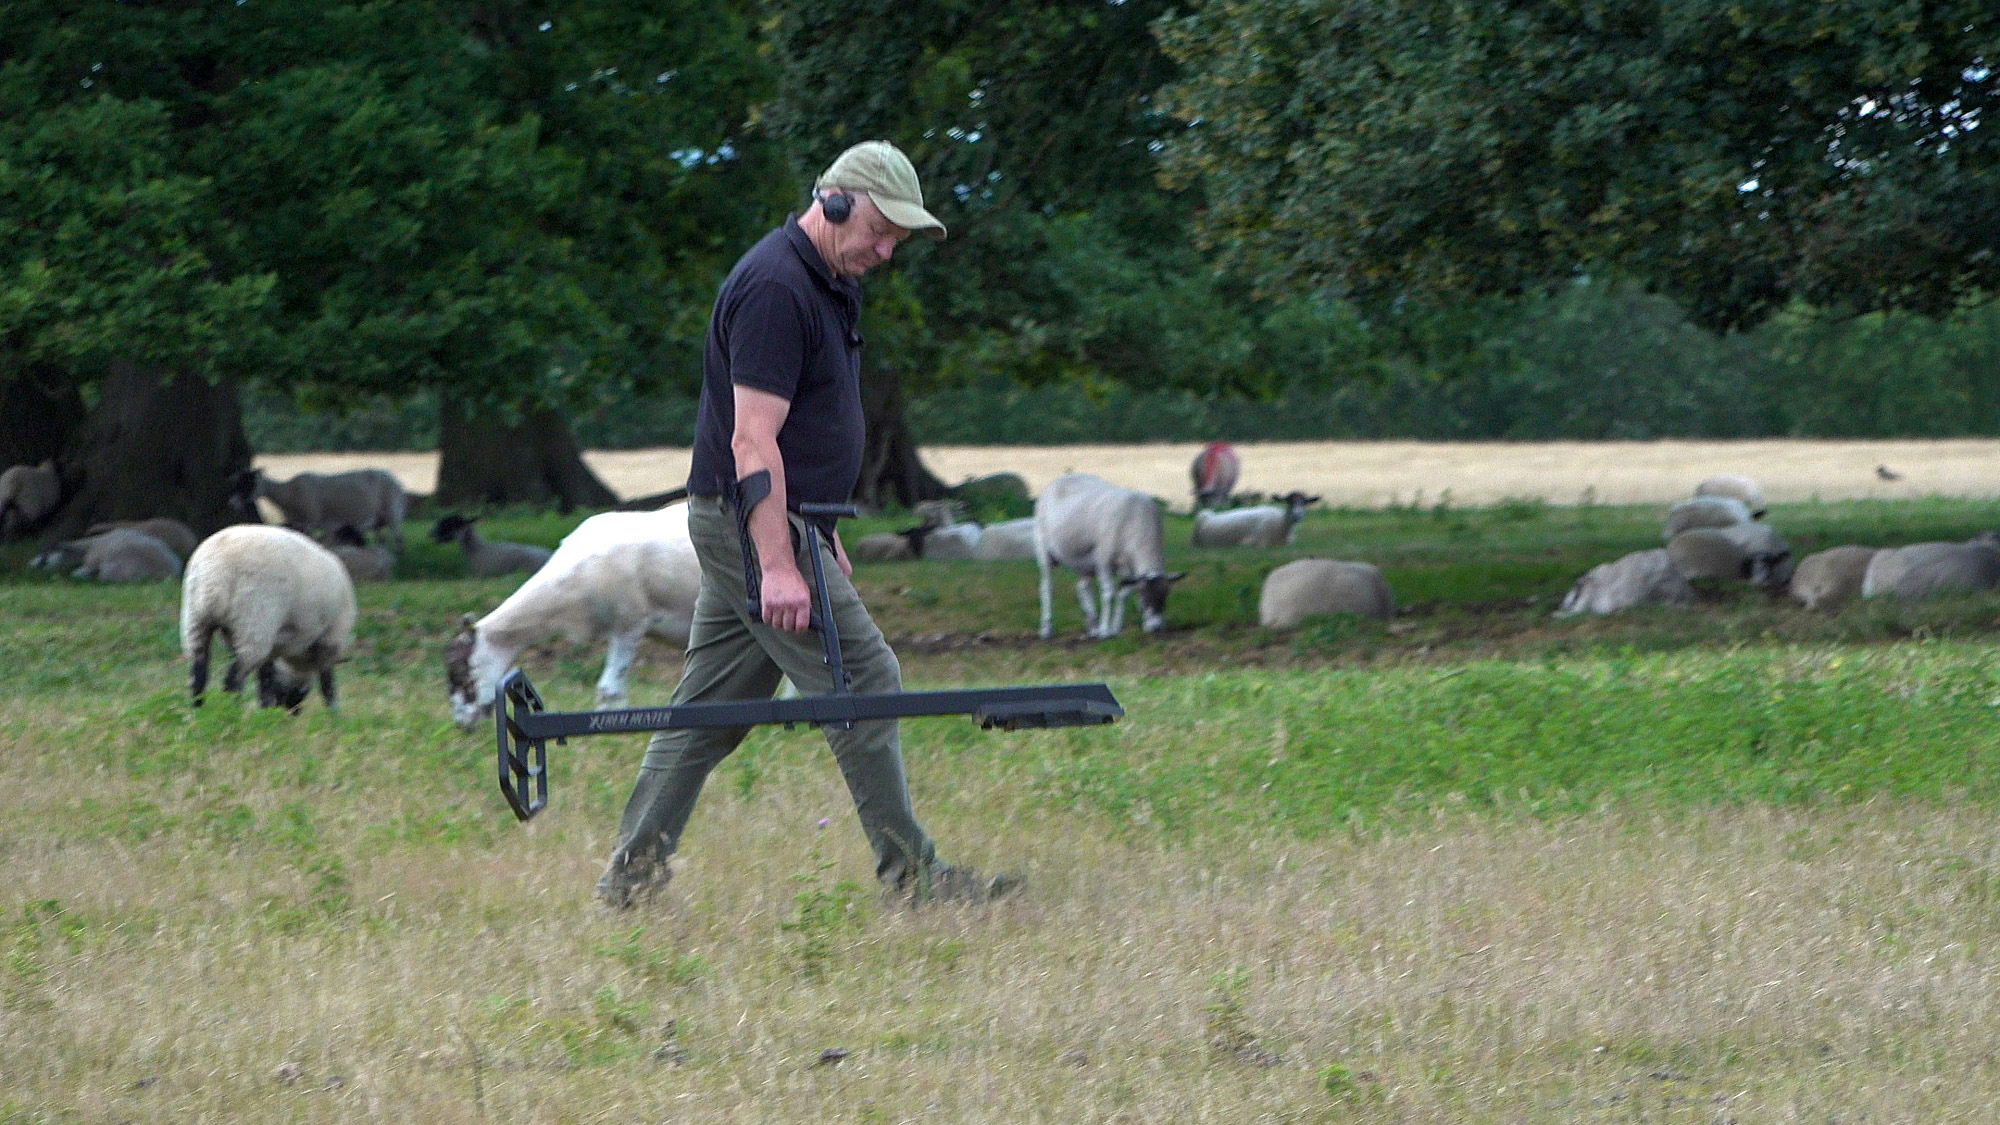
[1788,546,1879,611]
[1190,441,1240,510]
[1693,473,1767,517]
[1862,537,2000,602]
[84,517,199,560]
[970,517,1039,561]
[1554,549,1696,617]
[1258,558,1394,627]
[913,520,982,560]
[233,467,407,550]
[49,528,185,582]
[445,502,700,728]
[1034,472,1185,638]
[1192,491,1320,548]
[849,530,917,562]
[0,460,60,539]
[328,525,395,582]
[430,514,552,577]
[1661,496,1756,541]
[181,525,357,711]
[1664,522,1792,589]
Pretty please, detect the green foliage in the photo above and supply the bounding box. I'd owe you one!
[1157,0,2000,330]
[1,0,779,414]
[780,845,867,980]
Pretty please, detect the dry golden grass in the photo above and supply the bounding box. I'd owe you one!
[11,710,2000,1122]
[262,437,2000,510]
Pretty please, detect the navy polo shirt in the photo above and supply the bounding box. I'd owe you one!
[686,216,865,507]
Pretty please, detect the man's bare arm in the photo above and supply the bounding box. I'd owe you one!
[731,386,813,632]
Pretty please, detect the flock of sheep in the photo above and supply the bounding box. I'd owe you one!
[1554,472,2000,617]
[9,445,2000,721]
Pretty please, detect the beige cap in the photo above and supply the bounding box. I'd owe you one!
[816,140,947,239]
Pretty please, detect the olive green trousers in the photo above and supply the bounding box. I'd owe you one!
[608,496,937,884]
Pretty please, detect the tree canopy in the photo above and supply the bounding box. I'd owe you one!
[1158,0,2000,330]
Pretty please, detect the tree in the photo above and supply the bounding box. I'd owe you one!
[1157,0,2000,331]
[0,0,778,533]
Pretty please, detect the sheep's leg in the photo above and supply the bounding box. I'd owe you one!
[187,625,215,706]
[1037,554,1056,639]
[595,629,644,710]
[318,668,338,713]
[1096,569,1121,637]
[1074,577,1098,637]
[1108,584,1132,637]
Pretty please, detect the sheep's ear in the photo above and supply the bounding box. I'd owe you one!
[1165,571,1189,583]
[457,612,477,629]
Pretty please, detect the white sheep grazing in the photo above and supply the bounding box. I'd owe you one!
[1192,491,1321,548]
[328,525,395,582]
[971,517,1039,561]
[444,502,700,728]
[0,460,60,539]
[84,517,199,560]
[430,514,552,577]
[1693,473,1767,517]
[1788,546,1879,611]
[1862,537,2000,601]
[1664,522,1792,589]
[69,528,185,582]
[1034,472,1186,638]
[180,525,357,711]
[1661,496,1755,542]
[1553,548,1696,617]
[1258,558,1394,627]
[235,467,407,550]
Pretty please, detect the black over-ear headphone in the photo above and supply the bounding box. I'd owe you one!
[817,188,853,223]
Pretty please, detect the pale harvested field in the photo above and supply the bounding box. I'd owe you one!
[262,437,2000,510]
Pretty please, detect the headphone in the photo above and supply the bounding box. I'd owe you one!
[816,188,853,223]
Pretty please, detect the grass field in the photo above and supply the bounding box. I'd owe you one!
[7,495,2000,1120]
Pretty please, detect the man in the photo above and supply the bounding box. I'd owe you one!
[595,140,1019,909]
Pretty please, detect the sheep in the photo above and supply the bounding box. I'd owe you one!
[180,525,357,712]
[1664,522,1793,589]
[1258,558,1394,628]
[232,467,407,550]
[1190,441,1241,510]
[913,520,982,560]
[44,527,185,582]
[0,460,60,539]
[1192,491,1321,548]
[84,517,199,560]
[1661,496,1755,541]
[1693,473,1767,517]
[1034,472,1186,639]
[328,524,395,582]
[445,502,700,728]
[1862,537,2000,602]
[1553,548,1696,617]
[1788,546,1879,611]
[970,517,1039,561]
[849,531,917,562]
[430,514,552,577]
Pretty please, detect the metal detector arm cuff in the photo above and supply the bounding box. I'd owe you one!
[730,469,773,622]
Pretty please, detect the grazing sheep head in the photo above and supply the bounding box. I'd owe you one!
[1121,571,1188,633]
[330,525,369,548]
[224,469,265,525]
[445,612,494,729]
[431,514,476,544]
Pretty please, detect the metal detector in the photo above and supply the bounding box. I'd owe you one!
[494,473,1123,821]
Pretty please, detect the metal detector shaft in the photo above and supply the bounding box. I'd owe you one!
[490,485,1125,822]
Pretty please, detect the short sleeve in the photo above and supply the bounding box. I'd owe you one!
[724,280,810,401]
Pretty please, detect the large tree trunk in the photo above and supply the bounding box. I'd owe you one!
[855,364,949,511]
[0,362,87,469]
[435,397,618,513]
[44,362,253,540]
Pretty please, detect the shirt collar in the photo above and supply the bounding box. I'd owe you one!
[784,215,854,295]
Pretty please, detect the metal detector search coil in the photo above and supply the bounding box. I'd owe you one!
[492,484,1124,822]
